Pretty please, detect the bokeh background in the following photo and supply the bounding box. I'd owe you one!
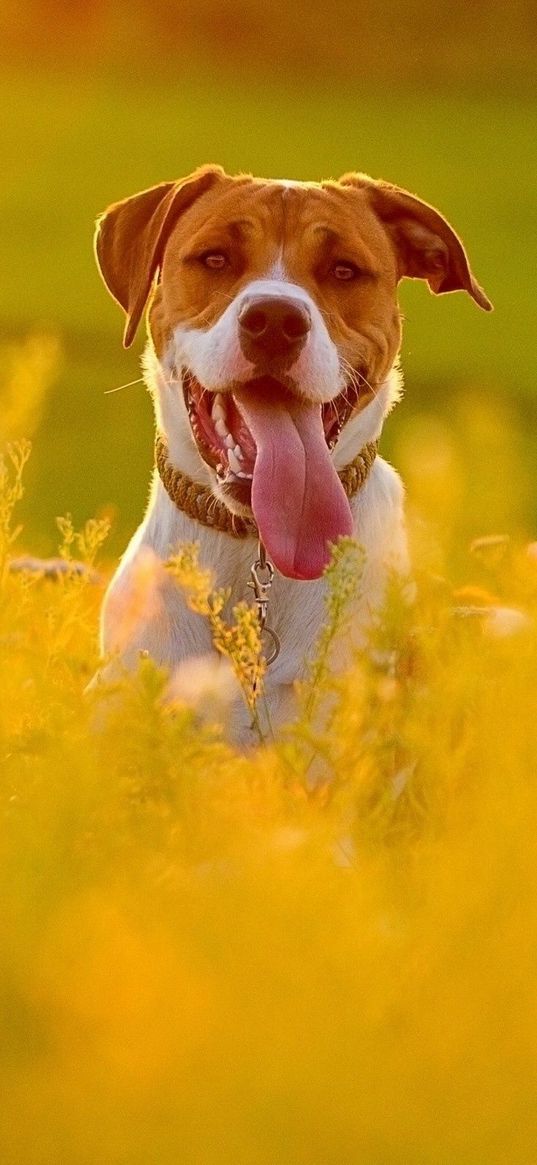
[1,0,536,570]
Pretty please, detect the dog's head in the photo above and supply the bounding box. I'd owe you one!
[95,165,491,579]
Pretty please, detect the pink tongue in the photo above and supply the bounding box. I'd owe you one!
[235,385,353,580]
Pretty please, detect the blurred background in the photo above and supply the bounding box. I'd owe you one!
[1,0,536,574]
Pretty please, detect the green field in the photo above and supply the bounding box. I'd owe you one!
[2,65,536,558]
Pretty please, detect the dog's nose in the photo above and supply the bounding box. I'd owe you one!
[238,296,311,360]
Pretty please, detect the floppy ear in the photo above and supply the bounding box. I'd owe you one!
[340,173,492,311]
[94,164,225,347]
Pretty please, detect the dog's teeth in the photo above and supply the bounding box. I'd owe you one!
[224,434,235,450]
[237,471,253,479]
[227,448,243,474]
[215,418,228,439]
[233,444,244,461]
[212,394,226,420]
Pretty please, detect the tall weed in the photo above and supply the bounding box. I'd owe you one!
[1,444,537,1165]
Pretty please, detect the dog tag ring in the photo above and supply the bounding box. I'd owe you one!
[261,625,280,666]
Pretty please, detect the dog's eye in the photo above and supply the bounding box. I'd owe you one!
[332,261,360,281]
[200,252,229,271]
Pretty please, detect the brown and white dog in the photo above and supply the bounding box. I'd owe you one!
[94,165,491,738]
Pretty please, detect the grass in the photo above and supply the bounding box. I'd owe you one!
[1,65,536,553]
[2,427,537,1164]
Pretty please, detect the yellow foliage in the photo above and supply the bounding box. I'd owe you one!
[0,333,61,444]
[168,543,266,726]
[1,447,537,1165]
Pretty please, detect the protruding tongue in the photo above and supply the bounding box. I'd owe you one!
[235,382,353,580]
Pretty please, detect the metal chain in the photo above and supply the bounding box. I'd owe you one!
[248,540,280,667]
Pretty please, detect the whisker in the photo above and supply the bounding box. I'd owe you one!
[356,369,378,396]
[337,381,353,410]
[162,369,181,387]
[339,359,359,391]
[207,495,219,520]
[339,356,378,399]
[318,304,340,328]
[199,385,213,410]
[103,376,145,395]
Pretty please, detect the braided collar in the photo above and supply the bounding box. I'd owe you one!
[155,432,378,539]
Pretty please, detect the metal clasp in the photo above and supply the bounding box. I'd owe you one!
[248,540,280,666]
[249,557,274,629]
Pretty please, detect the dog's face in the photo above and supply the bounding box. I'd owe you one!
[96,165,491,579]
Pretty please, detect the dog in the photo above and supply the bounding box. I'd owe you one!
[94,165,491,740]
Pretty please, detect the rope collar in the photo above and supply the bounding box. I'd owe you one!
[155,432,379,539]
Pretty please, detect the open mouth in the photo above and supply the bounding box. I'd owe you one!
[183,372,361,506]
[182,371,361,581]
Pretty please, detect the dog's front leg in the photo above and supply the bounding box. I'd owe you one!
[98,544,214,678]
